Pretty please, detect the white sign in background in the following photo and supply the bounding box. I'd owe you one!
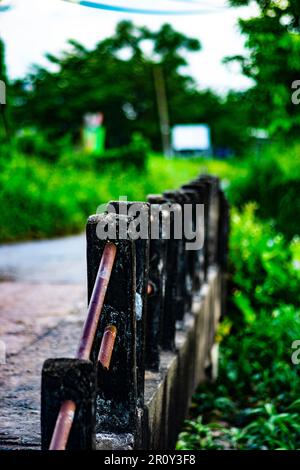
[172,124,211,152]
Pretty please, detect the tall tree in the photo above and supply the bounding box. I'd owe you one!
[0,37,9,142]
[11,21,253,154]
[12,21,202,150]
[227,0,300,138]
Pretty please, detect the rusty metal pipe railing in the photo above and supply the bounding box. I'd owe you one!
[48,400,77,451]
[98,325,117,370]
[147,282,154,296]
[49,241,117,450]
[77,242,117,360]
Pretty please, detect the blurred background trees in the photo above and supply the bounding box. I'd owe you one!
[228,0,300,138]
[11,22,201,150]
[1,2,300,155]
[7,21,251,156]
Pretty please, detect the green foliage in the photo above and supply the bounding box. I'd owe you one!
[0,148,247,243]
[6,22,252,155]
[15,128,71,162]
[0,37,11,143]
[0,151,95,240]
[94,133,149,169]
[177,417,233,450]
[58,134,149,171]
[230,204,300,317]
[0,37,7,83]
[227,0,300,139]
[234,403,300,450]
[227,145,300,239]
[177,205,300,450]
[10,22,201,151]
[0,152,208,242]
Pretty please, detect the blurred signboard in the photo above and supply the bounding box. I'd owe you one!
[83,112,105,153]
[172,124,211,156]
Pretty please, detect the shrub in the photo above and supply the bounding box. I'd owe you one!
[227,146,300,239]
[15,128,71,162]
[177,205,300,450]
[0,152,205,242]
[58,133,149,171]
[93,133,149,169]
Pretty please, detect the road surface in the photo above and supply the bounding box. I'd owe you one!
[0,233,88,449]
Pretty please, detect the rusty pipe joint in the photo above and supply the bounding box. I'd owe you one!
[147,281,157,297]
[98,325,117,370]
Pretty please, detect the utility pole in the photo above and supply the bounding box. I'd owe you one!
[0,104,10,142]
[0,81,10,142]
[153,65,172,157]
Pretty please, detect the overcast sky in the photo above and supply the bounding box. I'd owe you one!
[0,0,258,94]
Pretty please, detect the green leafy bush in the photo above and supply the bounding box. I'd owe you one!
[0,152,206,242]
[229,205,300,324]
[15,128,71,162]
[58,134,149,171]
[93,133,149,169]
[227,146,300,239]
[177,205,300,450]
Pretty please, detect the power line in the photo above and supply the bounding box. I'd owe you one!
[0,0,11,12]
[63,0,224,15]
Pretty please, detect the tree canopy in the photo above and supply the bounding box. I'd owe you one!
[2,3,300,154]
[228,0,300,138]
[9,21,251,154]
[11,22,201,149]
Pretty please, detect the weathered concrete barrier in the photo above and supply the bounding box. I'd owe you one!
[41,174,229,450]
[97,267,221,450]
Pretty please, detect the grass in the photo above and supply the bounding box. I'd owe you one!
[0,151,242,242]
[148,153,245,187]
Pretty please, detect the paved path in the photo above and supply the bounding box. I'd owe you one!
[0,234,87,449]
[0,233,86,284]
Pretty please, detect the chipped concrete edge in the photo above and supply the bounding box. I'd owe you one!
[96,266,221,450]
